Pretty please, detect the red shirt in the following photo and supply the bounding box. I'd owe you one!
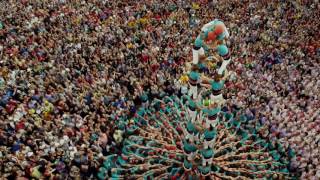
[141,54,149,63]
[16,121,25,131]
[151,64,159,72]
[155,15,161,21]
[6,100,17,114]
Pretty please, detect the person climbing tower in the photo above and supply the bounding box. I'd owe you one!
[193,19,229,65]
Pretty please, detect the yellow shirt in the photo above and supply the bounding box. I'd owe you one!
[207,61,217,69]
[127,43,133,49]
[139,18,148,24]
[192,3,200,10]
[128,21,136,28]
[31,166,41,179]
[179,75,189,84]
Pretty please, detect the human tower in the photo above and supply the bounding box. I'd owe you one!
[97,20,295,179]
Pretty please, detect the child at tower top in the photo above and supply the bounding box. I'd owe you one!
[192,20,230,65]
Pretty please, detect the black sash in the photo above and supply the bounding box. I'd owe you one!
[212,90,222,96]
[205,136,214,141]
[208,114,217,120]
[188,106,196,111]
[189,79,198,86]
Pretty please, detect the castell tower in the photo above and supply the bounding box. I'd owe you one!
[97,20,296,180]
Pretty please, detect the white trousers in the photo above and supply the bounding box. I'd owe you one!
[202,157,213,166]
[186,133,195,142]
[192,47,205,64]
[218,58,231,75]
[186,151,197,161]
[204,118,218,129]
[210,94,225,106]
[203,139,215,149]
[188,109,197,123]
[188,85,198,99]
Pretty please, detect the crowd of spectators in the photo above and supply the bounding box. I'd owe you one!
[0,0,318,179]
[221,1,319,179]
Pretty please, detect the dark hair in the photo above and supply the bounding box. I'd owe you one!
[191,64,199,71]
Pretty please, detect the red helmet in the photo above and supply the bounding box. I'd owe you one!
[214,24,224,35]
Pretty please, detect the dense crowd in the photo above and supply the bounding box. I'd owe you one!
[0,0,319,179]
[220,1,320,179]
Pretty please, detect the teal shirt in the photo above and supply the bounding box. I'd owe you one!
[127,125,138,134]
[207,107,221,117]
[97,167,107,180]
[137,107,145,116]
[224,113,233,121]
[184,159,193,169]
[195,36,203,48]
[183,140,197,153]
[199,166,211,175]
[111,168,124,178]
[210,80,225,91]
[189,71,200,81]
[186,121,198,135]
[198,63,206,70]
[270,150,281,161]
[140,93,149,102]
[204,129,217,140]
[188,99,197,110]
[201,148,214,159]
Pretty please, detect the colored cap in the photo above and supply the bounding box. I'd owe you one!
[187,121,197,134]
[199,165,211,175]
